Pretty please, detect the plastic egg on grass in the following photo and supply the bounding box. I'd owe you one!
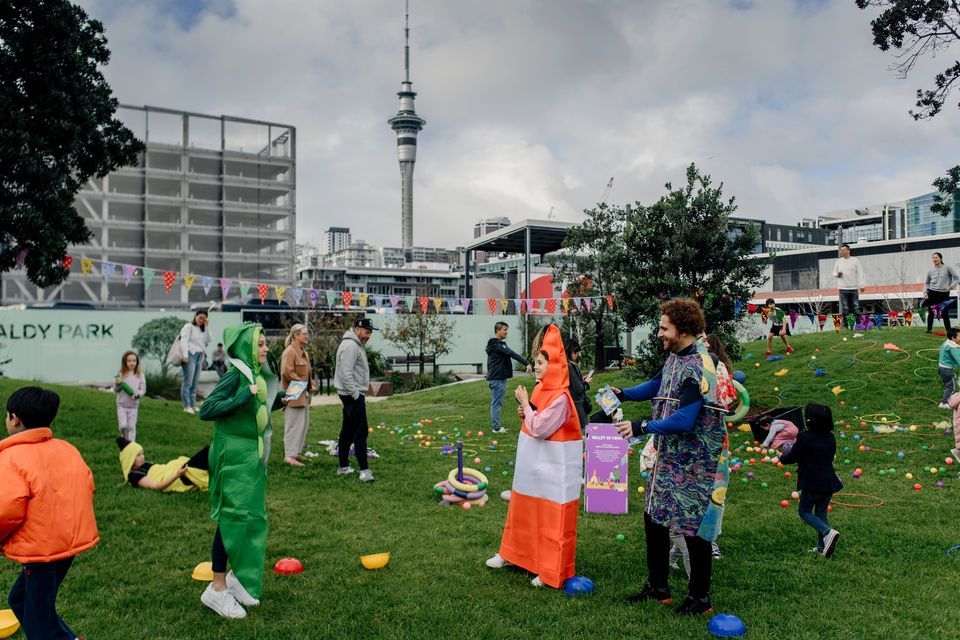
[462,502,472,510]
[905,472,914,480]
[840,401,846,406]
[914,483,922,491]
[784,472,792,479]
[761,482,768,489]
[755,363,761,368]
[616,534,626,542]
[909,425,917,431]
[937,481,946,488]
[947,458,955,465]
[741,478,749,484]
[842,337,848,342]
[791,491,800,499]
[827,505,833,512]
[637,486,645,494]
[780,500,790,508]
[931,467,939,475]
[474,457,481,464]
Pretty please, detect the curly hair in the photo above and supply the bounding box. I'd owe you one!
[659,297,705,337]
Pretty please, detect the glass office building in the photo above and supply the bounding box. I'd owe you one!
[907,192,960,237]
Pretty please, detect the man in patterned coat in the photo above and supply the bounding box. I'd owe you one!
[613,297,729,616]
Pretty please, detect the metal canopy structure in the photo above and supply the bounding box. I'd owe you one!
[462,218,574,299]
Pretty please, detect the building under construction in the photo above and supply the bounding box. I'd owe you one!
[0,104,296,308]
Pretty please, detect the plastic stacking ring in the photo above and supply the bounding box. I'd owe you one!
[726,381,750,423]
[448,468,488,493]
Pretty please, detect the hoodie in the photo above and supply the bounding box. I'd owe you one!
[334,329,370,398]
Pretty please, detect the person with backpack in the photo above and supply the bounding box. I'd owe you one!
[178,310,211,415]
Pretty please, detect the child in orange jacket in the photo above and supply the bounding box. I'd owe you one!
[0,387,98,640]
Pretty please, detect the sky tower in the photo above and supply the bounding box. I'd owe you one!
[387,0,426,255]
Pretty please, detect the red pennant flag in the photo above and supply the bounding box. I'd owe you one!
[817,314,827,330]
[605,294,613,310]
[419,296,429,314]
[747,304,758,314]
[62,256,73,271]
[342,291,353,308]
[257,283,269,303]
[545,298,557,314]
[162,271,176,294]
[487,298,497,315]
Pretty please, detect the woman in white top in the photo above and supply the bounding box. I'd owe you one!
[180,310,211,414]
[924,252,959,333]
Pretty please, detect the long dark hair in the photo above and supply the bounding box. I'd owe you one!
[705,334,734,373]
[193,309,208,332]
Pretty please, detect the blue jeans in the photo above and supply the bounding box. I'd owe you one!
[8,556,76,640]
[488,379,507,429]
[181,351,202,407]
[798,490,832,549]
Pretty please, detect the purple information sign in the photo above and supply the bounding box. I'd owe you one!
[584,423,630,515]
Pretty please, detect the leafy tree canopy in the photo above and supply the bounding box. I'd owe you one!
[0,0,143,287]
[132,316,184,375]
[855,0,960,215]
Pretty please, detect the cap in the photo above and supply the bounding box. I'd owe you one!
[355,317,378,331]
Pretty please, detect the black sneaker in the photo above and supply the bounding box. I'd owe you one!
[626,583,672,604]
[675,595,713,616]
[711,541,723,559]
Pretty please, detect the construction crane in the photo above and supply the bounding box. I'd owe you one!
[600,177,614,204]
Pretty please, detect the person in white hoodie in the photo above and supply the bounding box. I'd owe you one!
[334,317,376,482]
[832,243,865,319]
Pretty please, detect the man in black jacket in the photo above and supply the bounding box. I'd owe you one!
[486,322,531,434]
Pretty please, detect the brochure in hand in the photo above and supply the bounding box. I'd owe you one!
[284,379,308,401]
[595,385,621,416]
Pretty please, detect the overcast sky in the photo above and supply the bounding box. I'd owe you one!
[78,0,960,250]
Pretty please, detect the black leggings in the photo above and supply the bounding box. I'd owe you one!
[187,446,210,470]
[644,512,713,598]
[926,290,953,331]
[338,394,369,470]
[211,527,228,573]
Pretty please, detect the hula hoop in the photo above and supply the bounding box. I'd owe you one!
[448,468,489,493]
[823,379,867,392]
[830,493,884,508]
[433,415,465,422]
[726,381,751,423]
[854,349,911,364]
[947,545,960,559]
[854,413,902,424]
[913,366,939,379]
[914,348,941,363]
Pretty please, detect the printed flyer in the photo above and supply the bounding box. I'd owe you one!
[584,423,629,514]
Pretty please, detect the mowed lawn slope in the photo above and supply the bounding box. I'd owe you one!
[0,326,956,639]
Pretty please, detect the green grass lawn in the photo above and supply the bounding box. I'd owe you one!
[1,327,958,639]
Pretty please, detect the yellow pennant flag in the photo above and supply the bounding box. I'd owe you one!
[183,274,196,292]
[276,285,286,303]
[80,258,93,277]
[433,297,442,313]
[500,299,510,313]
[359,293,369,308]
[562,298,570,312]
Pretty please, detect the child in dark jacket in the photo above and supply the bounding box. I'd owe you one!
[779,403,843,558]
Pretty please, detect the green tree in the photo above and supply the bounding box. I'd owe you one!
[551,202,629,370]
[0,0,143,287]
[616,164,768,375]
[132,316,184,376]
[855,0,960,215]
[382,312,455,376]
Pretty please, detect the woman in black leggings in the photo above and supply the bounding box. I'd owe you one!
[924,252,959,332]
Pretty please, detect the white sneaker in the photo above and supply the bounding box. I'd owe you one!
[485,553,512,569]
[184,406,195,415]
[359,469,375,482]
[201,583,246,619]
[821,529,840,558]
[531,575,545,587]
[939,402,951,410]
[226,571,259,606]
[336,466,354,476]
[492,427,506,434]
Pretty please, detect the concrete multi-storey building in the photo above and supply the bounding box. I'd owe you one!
[0,105,296,308]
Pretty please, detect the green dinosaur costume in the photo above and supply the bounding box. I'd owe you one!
[199,323,281,599]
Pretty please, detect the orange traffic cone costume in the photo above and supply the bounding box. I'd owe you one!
[498,324,583,588]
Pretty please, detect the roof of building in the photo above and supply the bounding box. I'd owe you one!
[464,218,574,255]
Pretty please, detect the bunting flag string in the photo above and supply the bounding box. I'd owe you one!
[183,273,196,292]
[142,267,155,290]
[102,261,114,282]
[202,276,214,295]
[122,264,136,287]
[293,287,304,306]
[275,285,286,304]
